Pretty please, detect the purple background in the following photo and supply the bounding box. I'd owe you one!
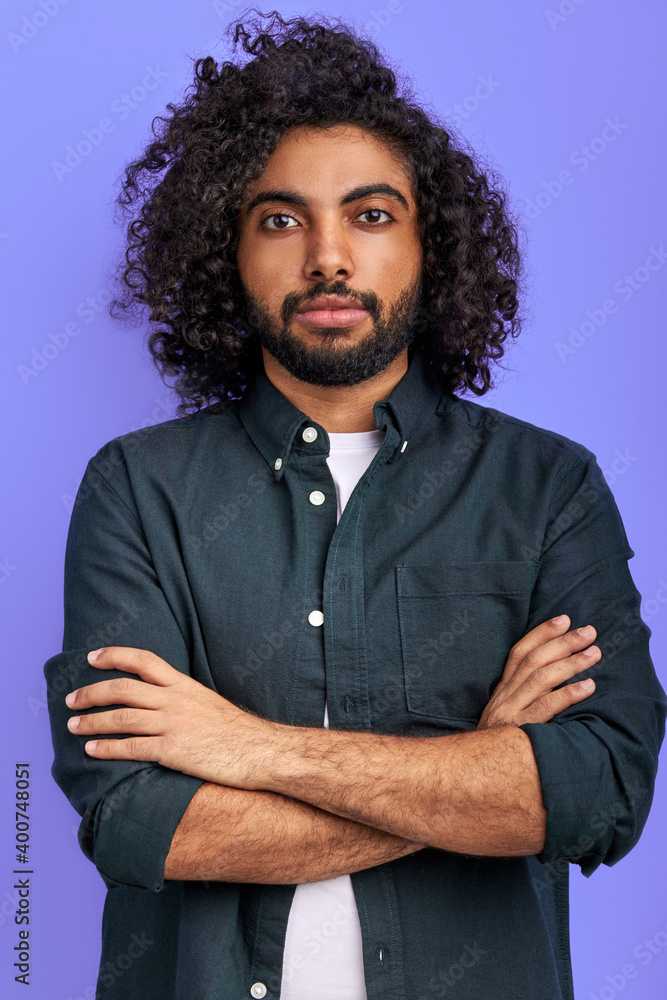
[2,1,666,997]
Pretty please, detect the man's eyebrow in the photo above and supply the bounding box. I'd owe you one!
[243,183,410,216]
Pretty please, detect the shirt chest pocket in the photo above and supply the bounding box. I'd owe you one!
[396,561,539,726]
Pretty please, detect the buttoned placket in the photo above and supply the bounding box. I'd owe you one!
[246,413,410,1000]
[235,353,439,1000]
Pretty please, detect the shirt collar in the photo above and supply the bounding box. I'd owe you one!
[236,346,445,481]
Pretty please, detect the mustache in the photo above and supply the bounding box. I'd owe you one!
[282,286,380,322]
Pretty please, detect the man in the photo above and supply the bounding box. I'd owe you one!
[44,11,666,1000]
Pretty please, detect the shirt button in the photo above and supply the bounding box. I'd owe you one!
[274,458,283,470]
[309,490,325,505]
[250,984,267,999]
[302,426,318,442]
[308,610,324,627]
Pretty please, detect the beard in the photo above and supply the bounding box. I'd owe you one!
[238,275,424,388]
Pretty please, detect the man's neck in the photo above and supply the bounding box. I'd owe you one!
[260,347,409,433]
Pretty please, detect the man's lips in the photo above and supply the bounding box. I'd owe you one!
[295,307,370,329]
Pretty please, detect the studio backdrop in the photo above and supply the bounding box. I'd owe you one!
[1,1,665,998]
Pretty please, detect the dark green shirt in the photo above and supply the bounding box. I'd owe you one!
[45,345,666,1000]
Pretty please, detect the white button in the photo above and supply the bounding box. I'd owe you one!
[308,610,324,627]
[274,458,283,470]
[302,426,318,442]
[309,490,325,505]
[250,984,267,999]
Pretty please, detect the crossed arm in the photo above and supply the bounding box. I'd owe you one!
[163,724,541,883]
[62,613,600,883]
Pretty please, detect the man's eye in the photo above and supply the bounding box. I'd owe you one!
[261,213,299,230]
[357,208,393,224]
[259,207,393,230]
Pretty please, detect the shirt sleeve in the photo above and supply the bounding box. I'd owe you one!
[517,444,667,877]
[44,453,205,891]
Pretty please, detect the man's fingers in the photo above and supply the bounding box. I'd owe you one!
[481,671,597,729]
[83,736,162,762]
[84,646,180,685]
[502,621,597,694]
[516,625,597,674]
[66,676,167,710]
[67,705,163,737]
[493,644,600,718]
[518,644,601,696]
[503,615,571,681]
[478,615,601,729]
[519,676,596,724]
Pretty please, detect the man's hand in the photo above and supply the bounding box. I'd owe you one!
[65,647,273,787]
[476,614,600,730]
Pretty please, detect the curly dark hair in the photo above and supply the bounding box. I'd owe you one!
[109,7,528,418]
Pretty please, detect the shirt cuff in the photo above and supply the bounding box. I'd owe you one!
[80,767,205,891]
[519,720,620,877]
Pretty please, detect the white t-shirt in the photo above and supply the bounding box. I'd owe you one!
[280,427,386,1000]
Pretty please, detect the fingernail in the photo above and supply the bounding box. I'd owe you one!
[577,625,594,638]
[88,649,104,663]
[552,615,568,625]
[579,679,595,690]
[67,717,80,730]
[65,691,77,707]
[85,742,97,753]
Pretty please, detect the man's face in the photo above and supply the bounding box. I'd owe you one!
[236,124,424,387]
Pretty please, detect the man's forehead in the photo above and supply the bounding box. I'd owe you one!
[239,128,414,214]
